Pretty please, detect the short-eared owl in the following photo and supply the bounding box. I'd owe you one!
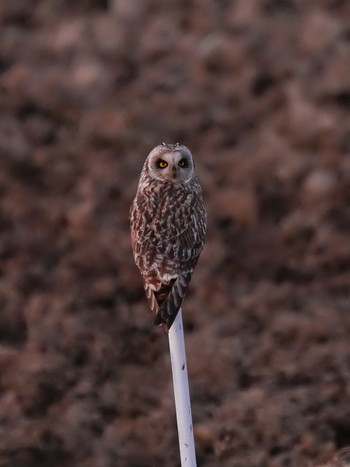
[130,143,207,331]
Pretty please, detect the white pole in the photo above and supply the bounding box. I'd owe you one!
[168,309,197,467]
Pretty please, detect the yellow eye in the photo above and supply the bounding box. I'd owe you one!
[178,159,186,167]
[158,160,168,168]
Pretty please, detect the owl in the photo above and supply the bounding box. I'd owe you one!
[130,143,207,332]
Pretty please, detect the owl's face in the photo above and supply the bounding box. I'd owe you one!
[146,143,195,184]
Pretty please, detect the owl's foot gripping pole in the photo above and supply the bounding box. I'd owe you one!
[168,309,197,467]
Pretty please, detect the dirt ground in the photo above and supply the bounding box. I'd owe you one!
[1,1,350,466]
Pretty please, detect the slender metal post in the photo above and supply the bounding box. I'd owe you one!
[168,309,197,466]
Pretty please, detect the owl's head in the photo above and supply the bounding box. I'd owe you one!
[145,143,195,184]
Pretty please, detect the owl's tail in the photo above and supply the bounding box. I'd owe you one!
[153,273,192,331]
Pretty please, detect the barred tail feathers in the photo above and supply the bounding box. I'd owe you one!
[153,273,192,330]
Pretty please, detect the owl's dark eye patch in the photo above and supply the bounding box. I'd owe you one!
[157,159,168,168]
[178,158,187,167]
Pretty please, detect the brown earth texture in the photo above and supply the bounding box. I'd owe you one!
[1,1,350,466]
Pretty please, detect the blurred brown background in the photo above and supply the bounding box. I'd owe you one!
[1,1,350,466]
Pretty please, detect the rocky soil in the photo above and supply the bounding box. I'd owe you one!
[1,1,350,466]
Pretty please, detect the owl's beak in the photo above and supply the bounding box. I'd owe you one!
[172,166,177,180]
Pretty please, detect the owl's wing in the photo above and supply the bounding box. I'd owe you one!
[153,198,206,330]
[141,216,202,330]
[153,272,192,331]
[131,190,204,275]
[130,187,206,330]
[130,195,163,285]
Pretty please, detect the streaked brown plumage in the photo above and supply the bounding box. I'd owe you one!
[130,143,206,331]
